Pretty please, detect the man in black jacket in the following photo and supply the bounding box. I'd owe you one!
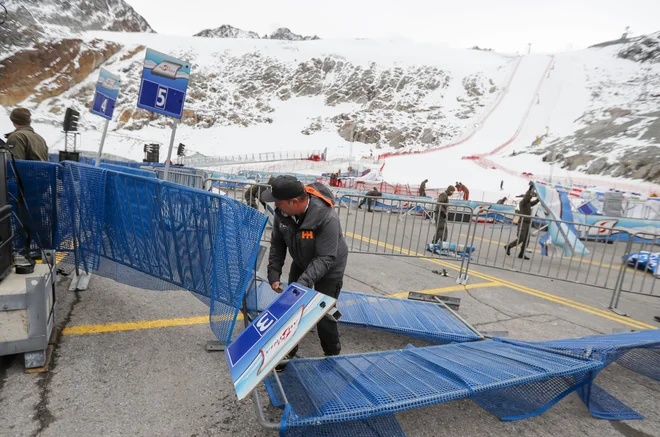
[262,175,348,356]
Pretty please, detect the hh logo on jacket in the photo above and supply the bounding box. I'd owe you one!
[301,231,314,239]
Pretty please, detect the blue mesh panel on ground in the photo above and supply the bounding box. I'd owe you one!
[100,163,157,178]
[576,383,643,420]
[248,282,480,344]
[276,340,600,429]
[52,163,266,343]
[7,160,61,252]
[280,412,406,437]
[497,331,660,420]
[499,330,660,370]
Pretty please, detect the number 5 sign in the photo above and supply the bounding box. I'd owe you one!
[91,68,120,121]
[137,48,190,119]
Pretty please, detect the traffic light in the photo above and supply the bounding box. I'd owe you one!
[143,143,160,163]
[63,108,80,132]
[177,143,186,157]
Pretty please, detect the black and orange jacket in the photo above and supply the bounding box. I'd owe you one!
[267,182,348,287]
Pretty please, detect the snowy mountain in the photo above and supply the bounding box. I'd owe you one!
[268,28,320,41]
[519,36,660,183]
[0,0,152,52]
[194,25,260,39]
[194,25,320,41]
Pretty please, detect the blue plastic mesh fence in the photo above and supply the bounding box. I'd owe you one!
[280,412,406,437]
[275,340,600,429]
[247,281,481,344]
[16,161,266,343]
[498,331,660,372]
[7,160,61,252]
[576,383,644,420]
[496,331,660,420]
[61,162,109,271]
[99,163,157,178]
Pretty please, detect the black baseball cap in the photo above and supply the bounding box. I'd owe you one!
[260,175,305,202]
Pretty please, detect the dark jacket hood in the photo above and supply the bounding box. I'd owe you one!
[299,182,335,230]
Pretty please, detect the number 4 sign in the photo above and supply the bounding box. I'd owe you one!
[91,68,120,121]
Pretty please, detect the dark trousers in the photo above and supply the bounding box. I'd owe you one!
[507,221,531,256]
[288,263,342,356]
[358,198,374,211]
[432,219,447,245]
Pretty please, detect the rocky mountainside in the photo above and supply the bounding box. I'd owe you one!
[32,44,499,153]
[194,25,319,41]
[0,0,152,53]
[0,0,151,108]
[618,31,660,63]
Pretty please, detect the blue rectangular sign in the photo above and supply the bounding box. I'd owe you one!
[226,283,336,400]
[137,48,190,119]
[90,68,120,121]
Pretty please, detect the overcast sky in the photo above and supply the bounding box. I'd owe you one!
[126,0,660,53]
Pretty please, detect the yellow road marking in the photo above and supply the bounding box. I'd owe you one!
[61,282,499,336]
[389,282,501,299]
[62,232,655,336]
[63,315,211,336]
[345,232,656,331]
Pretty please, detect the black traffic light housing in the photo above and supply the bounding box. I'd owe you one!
[63,108,80,132]
[143,143,160,163]
[177,143,186,157]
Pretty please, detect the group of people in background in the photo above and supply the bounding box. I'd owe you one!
[329,171,343,187]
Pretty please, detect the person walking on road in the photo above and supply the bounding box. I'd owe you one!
[5,108,48,161]
[419,179,428,197]
[358,187,382,212]
[432,185,456,245]
[505,183,539,260]
[263,175,348,357]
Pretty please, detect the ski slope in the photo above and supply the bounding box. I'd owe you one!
[382,51,660,200]
[382,55,553,201]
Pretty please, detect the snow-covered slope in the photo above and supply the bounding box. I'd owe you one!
[1,31,512,163]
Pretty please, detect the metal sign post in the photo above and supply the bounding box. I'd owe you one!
[136,48,190,178]
[163,120,178,181]
[96,119,110,166]
[91,68,121,166]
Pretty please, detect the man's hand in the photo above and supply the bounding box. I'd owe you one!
[271,281,283,293]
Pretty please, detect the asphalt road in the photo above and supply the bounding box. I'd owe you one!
[1,228,659,436]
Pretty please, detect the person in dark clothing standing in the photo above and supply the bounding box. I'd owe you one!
[263,175,348,357]
[505,183,539,259]
[5,108,48,161]
[244,176,275,210]
[358,187,382,212]
[419,179,428,197]
[433,185,455,245]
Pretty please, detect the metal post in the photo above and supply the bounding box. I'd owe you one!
[609,236,633,312]
[163,119,179,182]
[95,119,110,167]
